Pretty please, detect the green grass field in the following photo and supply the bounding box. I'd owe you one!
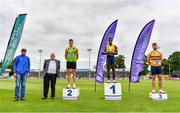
[0,79,180,112]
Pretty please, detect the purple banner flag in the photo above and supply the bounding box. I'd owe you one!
[130,20,155,83]
[95,20,118,83]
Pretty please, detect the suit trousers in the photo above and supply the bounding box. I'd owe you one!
[43,73,57,98]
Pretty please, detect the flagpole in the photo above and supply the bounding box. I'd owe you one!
[129,67,132,93]
[128,77,131,92]
[95,76,97,92]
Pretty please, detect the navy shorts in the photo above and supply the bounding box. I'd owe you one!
[151,66,162,75]
[106,56,115,65]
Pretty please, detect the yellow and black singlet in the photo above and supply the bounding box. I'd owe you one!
[149,50,162,66]
[105,44,117,57]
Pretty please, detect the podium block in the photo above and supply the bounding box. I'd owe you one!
[104,83,122,100]
[63,88,79,100]
[149,92,168,101]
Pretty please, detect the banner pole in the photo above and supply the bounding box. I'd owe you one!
[128,78,131,93]
[95,76,97,92]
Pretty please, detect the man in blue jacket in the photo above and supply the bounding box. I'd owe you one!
[13,48,30,101]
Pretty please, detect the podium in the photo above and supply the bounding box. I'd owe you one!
[104,83,122,100]
[149,92,168,101]
[63,88,80,100]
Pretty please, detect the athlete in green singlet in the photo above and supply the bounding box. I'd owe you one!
[65,39,79,89]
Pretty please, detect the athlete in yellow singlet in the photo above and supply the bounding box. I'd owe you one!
[147,43,165,93]
[104,37,118,83]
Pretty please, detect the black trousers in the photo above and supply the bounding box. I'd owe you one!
[43,73,57,98]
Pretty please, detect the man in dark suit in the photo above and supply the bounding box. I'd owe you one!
[42,53,60,99]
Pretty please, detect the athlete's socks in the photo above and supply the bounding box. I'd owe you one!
[67,84,71,89]
[73,84,76,89]
[152,89,155,93]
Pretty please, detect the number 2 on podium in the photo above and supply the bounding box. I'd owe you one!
[110,85,115,94]
[67,90,72,96]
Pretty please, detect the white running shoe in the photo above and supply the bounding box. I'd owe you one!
[66,84,71,89]
[159,89,165,94]
[113,80,116,83]
[152,89,155,93]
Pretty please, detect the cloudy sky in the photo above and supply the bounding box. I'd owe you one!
[0,0,180,70]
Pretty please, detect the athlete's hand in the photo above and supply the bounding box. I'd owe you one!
[109,52,114,55]
[13,73,16,78]
[107,52,110,55]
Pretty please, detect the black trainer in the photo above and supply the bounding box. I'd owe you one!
[51,97,55,99]
[20,98,25,101]
[42,97,47,100]
[13,98,19,101]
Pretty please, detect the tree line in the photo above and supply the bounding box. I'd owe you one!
[0,51,179,76]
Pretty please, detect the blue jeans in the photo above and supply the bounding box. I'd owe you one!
[15,74,27,99]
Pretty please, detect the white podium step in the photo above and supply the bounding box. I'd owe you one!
[104,83,122,100]
[149,92,168,101]
[63,88,79,100]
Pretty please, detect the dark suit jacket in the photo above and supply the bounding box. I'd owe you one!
[43,59,60,77]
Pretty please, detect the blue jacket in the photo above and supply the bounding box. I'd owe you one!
[13,55,30,75]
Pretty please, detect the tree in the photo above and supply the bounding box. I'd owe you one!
[162,58,169,75]
[115,54,125,68]
[0,59,2,67]
[168,51,180,70]
[139,55,149,76]
[0,59,14,76]
[7,61,14,76]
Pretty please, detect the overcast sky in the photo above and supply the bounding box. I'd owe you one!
[0,0,180,70]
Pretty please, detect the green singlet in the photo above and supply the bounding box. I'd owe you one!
[66,47,77,62]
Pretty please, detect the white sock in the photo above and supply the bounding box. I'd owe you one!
[68,84,70,87]
[73,84,76,88]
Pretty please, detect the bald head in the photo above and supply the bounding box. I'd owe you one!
[50,53,56,59]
